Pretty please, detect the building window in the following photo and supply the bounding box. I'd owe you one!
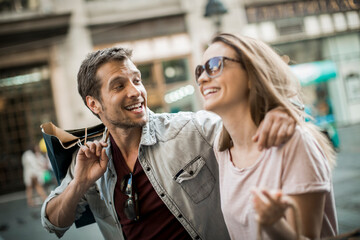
[162,58,189,84]
[137,63,156,88]
[135,56,194,112]
[275,18,304,36]
[0,0,40,13]
[272,39,322,64]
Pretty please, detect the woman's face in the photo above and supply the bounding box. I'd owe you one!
[197,42,249,115]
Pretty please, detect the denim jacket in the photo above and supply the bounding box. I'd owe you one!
[41,110,230,240]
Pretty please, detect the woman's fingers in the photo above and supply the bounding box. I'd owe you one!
[252,188,289,225]
[252,188,270,212]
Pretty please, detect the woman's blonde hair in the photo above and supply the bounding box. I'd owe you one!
[214,33,335,168]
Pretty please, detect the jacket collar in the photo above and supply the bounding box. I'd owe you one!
[140,108,157,146]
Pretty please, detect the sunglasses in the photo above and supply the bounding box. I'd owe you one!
[120,173,139,221]
[195,56,242,84]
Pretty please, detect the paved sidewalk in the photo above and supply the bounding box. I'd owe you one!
[332,123,360,233]
[0,191,103,240]
[0,124,359,239]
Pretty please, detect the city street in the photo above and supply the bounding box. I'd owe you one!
[0,124,359,240]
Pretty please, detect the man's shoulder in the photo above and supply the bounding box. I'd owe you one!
[148,111,194,137]
[150,110,220,124]
[149,110,221,143]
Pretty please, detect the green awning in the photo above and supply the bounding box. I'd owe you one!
[290,61,337,86]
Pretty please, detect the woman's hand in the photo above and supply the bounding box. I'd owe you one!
[251,188,290,226]
[252,188,323,240]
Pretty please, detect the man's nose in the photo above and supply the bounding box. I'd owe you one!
[126,83,141,98]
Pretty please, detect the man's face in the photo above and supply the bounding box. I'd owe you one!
[92,59,148,129]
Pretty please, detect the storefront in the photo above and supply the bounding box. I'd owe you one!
[0,12,70,194]
[291,60,340,148]
[244,0,360,126]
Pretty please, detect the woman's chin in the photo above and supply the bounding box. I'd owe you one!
[204,102,217,113]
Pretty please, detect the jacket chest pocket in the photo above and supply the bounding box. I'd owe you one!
[174,156,215,204]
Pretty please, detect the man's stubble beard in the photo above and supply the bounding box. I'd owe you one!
[109,116,148,129]
[102,104,148,129]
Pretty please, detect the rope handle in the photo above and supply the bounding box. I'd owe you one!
[104,129,110,142]
[76,127,88,147]
[257,197,301,240]
[76,127,110,148]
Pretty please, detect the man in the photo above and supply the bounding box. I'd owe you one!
[41,47,295,239]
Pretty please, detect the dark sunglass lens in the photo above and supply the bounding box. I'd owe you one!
[121,174,133,195]
[206,57,222,77]
[195,65,204,81]
[124,198,137,220]
[120,174,130,193]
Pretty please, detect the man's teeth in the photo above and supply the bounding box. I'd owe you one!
[125,103,142,110]
[203,88,219,96]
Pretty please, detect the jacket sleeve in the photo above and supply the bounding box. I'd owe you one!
[41,150,89,238]
[192,110,222,147]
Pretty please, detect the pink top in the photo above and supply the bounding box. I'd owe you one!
[214,126,338,240]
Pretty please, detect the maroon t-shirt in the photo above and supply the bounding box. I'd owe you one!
[110,135,192,240]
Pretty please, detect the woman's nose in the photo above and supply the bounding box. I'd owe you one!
[197,71,210,86]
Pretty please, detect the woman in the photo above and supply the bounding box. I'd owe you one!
[195,33,337,239]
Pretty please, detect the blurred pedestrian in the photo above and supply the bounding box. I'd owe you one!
[22,143,48,207]
[38,138,57,190]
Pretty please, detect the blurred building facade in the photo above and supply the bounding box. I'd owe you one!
[0,0,359,193]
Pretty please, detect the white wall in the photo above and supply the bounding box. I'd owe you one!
[51,0,100,129]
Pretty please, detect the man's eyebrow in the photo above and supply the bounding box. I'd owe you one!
[132,70,141,76]
[108,70,141,87]
[108,76,126,88]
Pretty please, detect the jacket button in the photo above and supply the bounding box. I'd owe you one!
[178,214,182,218]
[146,167,151,171]
[195,236,200,240]
[189,170,194,175]
[160,193,165,197]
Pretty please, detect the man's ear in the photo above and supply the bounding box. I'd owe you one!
[86,96,101,115]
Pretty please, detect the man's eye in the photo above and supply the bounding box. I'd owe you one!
[115,85,124,90]
[134,78,142,84]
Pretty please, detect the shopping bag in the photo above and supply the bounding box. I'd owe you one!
[41,122,105,184]
[40,122,105,228]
